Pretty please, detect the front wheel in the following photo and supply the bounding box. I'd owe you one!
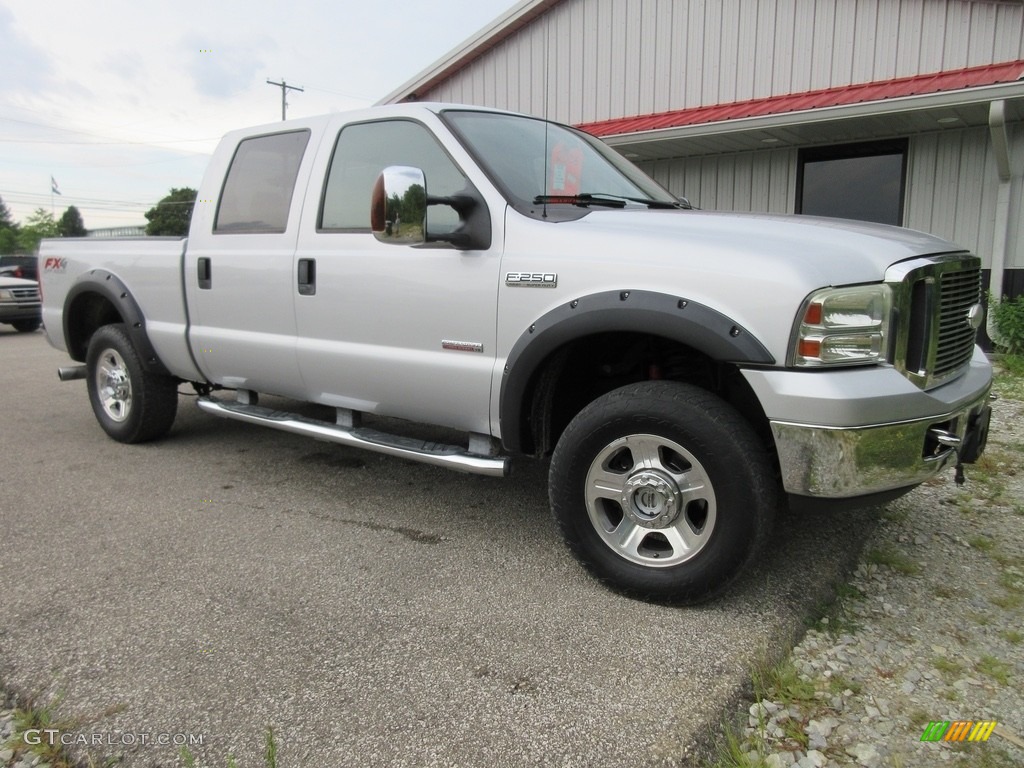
[12,319,41,332]
[549,381,777,604]
[86,324,178,443]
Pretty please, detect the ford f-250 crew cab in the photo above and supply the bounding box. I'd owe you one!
[40,103,993,603]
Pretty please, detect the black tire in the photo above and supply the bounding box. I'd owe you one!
[12,319,41,332]
[85,323,178,443]
[549,381,777,604]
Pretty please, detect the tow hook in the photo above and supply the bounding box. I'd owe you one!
[929,428,966,486]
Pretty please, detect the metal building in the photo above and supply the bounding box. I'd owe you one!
[382,0,1024,301]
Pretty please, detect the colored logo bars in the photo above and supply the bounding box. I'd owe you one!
[920,720,997,743]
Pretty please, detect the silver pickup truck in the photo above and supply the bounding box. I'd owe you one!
[40,103,993,603]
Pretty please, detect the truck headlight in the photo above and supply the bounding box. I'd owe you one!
[792,285,891,367]
[0,289,13,301]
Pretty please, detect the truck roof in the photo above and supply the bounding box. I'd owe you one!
[218,102,528,142]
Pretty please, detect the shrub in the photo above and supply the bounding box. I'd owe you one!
[991,294,1024,354]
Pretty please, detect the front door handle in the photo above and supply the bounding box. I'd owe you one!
[297,258,316,296]
[197,257,212,289]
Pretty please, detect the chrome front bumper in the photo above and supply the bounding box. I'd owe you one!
[770,387,992,498]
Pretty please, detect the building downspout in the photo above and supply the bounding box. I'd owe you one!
[987,99,1012,342]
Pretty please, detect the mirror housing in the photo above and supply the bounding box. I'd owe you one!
[371,165,490,250]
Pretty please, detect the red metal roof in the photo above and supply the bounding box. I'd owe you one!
[578,60,1024,137]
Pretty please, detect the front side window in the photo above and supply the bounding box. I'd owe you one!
[215,130,310,234]
[797,140,907,226]
[320,119,468,233]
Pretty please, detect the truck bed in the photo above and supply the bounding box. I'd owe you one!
[39,236,200,380]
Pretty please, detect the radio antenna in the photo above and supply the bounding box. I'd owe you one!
[542,19,551,219]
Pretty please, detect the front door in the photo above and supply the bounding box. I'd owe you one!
[293,117,502,434]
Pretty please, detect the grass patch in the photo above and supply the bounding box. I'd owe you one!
[991,592,1024,611]
[807,583,864,636]
[967,535,996,552]
[966,611,993,627]
[999,629,1023,645]
[178,726,278,768]
[827,674,862,696]
[998,571,1024,593]
[974,655,1011,686]
[865,547,920,575]
[3,694,81,768]
[751,657,817,709]
[992,353,1024,401]
[932,656,964,682]
[702,726,768,768]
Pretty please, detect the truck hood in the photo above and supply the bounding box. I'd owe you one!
[501,207,969,366]
[568,208,962,287]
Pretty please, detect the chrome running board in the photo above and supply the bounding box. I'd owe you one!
[196,397,510,477]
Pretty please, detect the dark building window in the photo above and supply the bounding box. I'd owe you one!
[796,140,908,226]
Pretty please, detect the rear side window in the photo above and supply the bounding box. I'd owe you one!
[215,130,310,233]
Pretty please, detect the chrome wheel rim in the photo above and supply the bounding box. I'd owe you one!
[584,433,717,568]
[95,348,132,422]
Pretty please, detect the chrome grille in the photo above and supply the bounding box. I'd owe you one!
[935,267,982,379]
[886,253,982,390]
[11,286,40,302]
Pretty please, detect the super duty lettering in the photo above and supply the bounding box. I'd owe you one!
[40,104,993,603]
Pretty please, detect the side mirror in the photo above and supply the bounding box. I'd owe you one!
[371,166,427,246]
[371,166,491,251]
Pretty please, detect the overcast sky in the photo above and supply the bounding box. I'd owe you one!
[0,0,519,230]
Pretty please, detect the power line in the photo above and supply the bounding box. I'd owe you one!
[266,78,304,120]
[0,116,217,154]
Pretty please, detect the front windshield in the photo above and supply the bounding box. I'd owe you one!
[442,110,679,219]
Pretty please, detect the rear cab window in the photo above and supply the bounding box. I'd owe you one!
[215,130,311,234]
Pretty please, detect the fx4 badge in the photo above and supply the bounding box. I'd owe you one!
[505,271,557,288]
[43,257,68,273]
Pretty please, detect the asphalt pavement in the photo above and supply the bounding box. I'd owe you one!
[0,326,877,767]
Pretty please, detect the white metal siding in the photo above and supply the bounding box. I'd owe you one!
[641,148,798,214]
[641,126,1023,270]
[420,0,1024,124]
[906,125,1024,269]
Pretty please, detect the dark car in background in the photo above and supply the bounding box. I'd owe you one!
[0,255,39,282]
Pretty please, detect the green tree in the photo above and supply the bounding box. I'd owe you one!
[16,208,59,253]
[0,196,19,254]
[57,205,87,237]
[145,187,197,236]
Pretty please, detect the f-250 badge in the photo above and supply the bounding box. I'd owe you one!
[505,271,557,288]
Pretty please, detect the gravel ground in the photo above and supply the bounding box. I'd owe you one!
[725,364,1024,768]
[2,365,1021,768]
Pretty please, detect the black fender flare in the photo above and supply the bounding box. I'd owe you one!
[498,289,774,453]
[64,269,173,378]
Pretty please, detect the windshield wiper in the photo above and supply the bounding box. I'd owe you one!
[532,192,690,209]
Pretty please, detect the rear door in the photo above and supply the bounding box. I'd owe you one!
[185,128,314,396]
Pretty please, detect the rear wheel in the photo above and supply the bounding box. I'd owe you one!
[549,381,777,604]
[86,324,178,443]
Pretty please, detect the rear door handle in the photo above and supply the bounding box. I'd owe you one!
[197,257,212,289]
[297,258,316,296]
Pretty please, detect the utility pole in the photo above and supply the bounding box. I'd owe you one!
[266,78,304,121]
